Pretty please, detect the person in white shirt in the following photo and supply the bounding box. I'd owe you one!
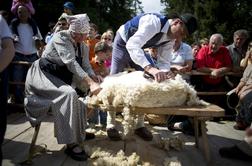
[9,5,43,104]
[170,35,193,82]
[0,15,15,166]
[107,12,198,141]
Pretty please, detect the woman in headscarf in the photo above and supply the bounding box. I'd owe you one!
[24,14,101,161]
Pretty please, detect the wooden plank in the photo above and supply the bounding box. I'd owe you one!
[197,92,227,96]
[206,121,251,166]
[3,115,66,166]
[185,70,242,77]
[93,104,225,117]
[4,113,31,145]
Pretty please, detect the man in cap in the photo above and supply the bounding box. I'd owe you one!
[63,1,75,15]
[24,14,101,161]
[107,13,198,141]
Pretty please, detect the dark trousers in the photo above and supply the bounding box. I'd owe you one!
[0,69,9,166]
[11,52,38,104]
[110,32,148,74]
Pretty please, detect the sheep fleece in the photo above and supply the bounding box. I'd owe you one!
[87,71,202,108]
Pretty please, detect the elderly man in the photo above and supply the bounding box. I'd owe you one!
[107,12,198,141]
[195,33,232,115]
[196,33,232,89]
[227,29,249,72]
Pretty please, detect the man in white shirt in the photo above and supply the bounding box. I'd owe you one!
[107,13,198,141]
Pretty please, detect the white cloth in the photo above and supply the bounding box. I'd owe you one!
[118,14,174,71]
[68,14,90,34]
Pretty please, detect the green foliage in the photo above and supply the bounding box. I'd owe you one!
[161,0,252,44]
[0,0,142,37]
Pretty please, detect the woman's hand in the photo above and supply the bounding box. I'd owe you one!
[90,75,103,83]
[89,82,102,96]
[82,75,102,96]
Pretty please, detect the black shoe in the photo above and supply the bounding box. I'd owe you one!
[107,128,121,141]
[65,145,88,161]
[219,145,252,161]
[85,132,95,140]
[134,127,153,141]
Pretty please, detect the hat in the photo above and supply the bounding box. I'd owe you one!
[63,1,75,11]
[180,13,198,35]
[67,14,90,34]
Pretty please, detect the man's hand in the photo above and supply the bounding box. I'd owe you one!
[144,65,174,82]
[166,71,175,79]
[210,69,223,78]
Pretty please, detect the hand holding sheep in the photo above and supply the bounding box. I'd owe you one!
[82,75,102,96]
[144,65,175,82]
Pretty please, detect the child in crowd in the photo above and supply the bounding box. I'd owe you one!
[88,41,112,127]
[101,31,114,70]
[11,0,35,16]
[10,1,38,43]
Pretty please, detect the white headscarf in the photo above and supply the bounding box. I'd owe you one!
[67,14,90,34]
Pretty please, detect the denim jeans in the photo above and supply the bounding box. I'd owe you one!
[11,53,38,104]
[236,91,252,125]
[88,108,107,126]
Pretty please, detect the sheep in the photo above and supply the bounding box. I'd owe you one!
[85,71,206,138]
[85,71,205,108]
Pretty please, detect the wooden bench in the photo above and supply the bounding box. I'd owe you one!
[88,104,224,164]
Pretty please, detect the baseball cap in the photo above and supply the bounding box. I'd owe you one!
[180,13,198,35]
[63,1,75,11]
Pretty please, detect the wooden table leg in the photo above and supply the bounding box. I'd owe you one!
[194,117,199,148]
[200,120,211,164]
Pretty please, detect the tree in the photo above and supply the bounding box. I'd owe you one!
[161,0,252,44]
[0,0,143,37]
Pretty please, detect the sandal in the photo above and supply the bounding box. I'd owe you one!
[64,144,88,161]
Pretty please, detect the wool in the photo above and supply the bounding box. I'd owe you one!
[85,145,141,166]
[85,71,206,137]
[85,71,205,108]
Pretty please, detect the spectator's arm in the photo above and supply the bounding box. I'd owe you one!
[0,37,15,72]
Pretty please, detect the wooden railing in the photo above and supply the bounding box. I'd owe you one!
[186,70,242,96]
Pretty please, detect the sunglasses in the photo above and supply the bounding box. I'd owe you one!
[58,23,67,26]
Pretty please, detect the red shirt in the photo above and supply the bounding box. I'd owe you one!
[196,46,232,85]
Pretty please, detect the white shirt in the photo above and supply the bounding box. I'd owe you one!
[0,15,13,51]
[171,42,193,66]
[14,23,42,55]
[118,14,174,72]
